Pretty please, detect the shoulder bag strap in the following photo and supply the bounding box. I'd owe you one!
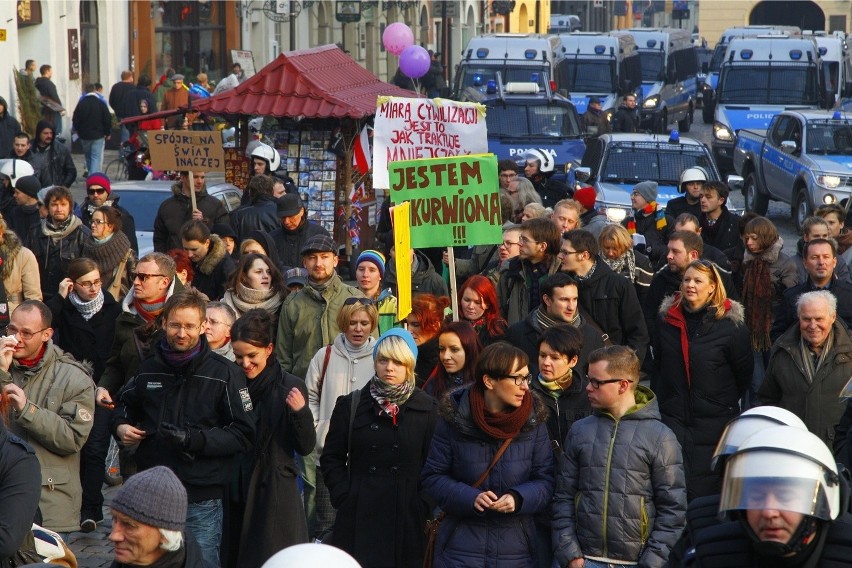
[346,389,360,478]
[472,437,513,489]
[315,344,333,405]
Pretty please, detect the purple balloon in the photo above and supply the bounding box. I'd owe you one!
[399,45,431,80]
[383,23,414,56]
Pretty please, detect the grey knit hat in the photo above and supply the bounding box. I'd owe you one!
[632,180,658,204]
[111,466,187,531]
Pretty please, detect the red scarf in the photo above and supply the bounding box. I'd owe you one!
[17,344,47,368]
[469,384,532,440]
[627,201,667,234]
[133,294,167,323]
[664,294,732,386]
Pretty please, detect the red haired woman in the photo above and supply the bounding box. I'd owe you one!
[422,320,483,400]
[459,275,508,345]
[408,293,450,387]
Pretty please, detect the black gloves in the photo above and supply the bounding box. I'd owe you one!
[159,422,192,449]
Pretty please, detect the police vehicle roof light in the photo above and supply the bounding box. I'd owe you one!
[524,49,537,59]
[594,45,606,55]
[669,130,680,144]
[473,74,483,87]
[476,48,489,58]
[819,47,828,56]
[790,50,802,60]
[834,111,842,120]
[740,49,753,60]
[486,80,497,94]
[646,39,657,48]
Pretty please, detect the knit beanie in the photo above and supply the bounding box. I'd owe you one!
[356,249,386,278]
[86,172,111,194]
[573,186,597,211]
[14,175,41,200]
[111,466,187,531]
[633,180,658,204]
[374,328,418,361]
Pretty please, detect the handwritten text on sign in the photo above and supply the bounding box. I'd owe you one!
[388,154,501,248]
[373,97,487,189]
[148,130,225,171]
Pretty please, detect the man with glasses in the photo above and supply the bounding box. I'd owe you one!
[560,229,649,362]
[31,185,89,302]
[0,300,96,535]
[113,289,254,568]
[204,301,236,361]
[497,217,562,325]
[498,159,519,191]
[153,170,230,253]
[552,345,686,568]
[78,172,138,253]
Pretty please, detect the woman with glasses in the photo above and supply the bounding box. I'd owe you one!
[82,205,134,301]
[227,309,316,568]
[422,341,554,567]
[423,320,482,400]
[49,257,122,532]
[304,297,379,540]
[457,275,508,345]
[223,253,287,323]
[598,224,654,306]
[0,215,41,325]
[407,293,451,386]
[654,259,752,500]
[321,328,437,567]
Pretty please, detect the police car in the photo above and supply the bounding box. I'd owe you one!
[575,131,721,223]
[731,110,852,231]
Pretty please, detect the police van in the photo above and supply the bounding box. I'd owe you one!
[622,28,699,133]
[805,32,852,107]
[553,32,643,117]
[451,34,559,99]
[702,25,800,123]
[459,75,585,183]
[711,35,823,172]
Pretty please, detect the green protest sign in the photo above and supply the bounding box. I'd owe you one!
[388,154,502,248]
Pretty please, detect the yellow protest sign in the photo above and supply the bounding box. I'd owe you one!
[393,201,412,322]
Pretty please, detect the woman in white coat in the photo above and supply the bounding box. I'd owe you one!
[304,298,379,539]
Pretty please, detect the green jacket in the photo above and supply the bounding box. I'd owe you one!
[275,273,366,380]
[0,342,95,532]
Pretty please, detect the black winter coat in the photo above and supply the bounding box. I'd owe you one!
[0,98,21,159]
[108,81,135,119]
[321,386,437,568]
[190,235,235,301]
[48,290,121,382]
[72,95,112,140]
[237,361,316,568]
[270,219,330,273]
[653,296,752,500]
[571,261,649,362]
[0,428,41,562]
[110,535,209,568]
[664,196,701,220]
[699,208,741,254]
[30,135,77,188]
[229,194,280,244]
[31,222,90,302]
[113,337,255,501]
[153,183,230,253]
[6,204,41,250]
[772,276,852,342]
[530,372,592,454]
[121,86,156,124]
[622,209,673,264]
[611,105,640,133]
[384,249,449,298]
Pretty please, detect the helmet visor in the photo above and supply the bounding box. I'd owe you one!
[719,476,832,521]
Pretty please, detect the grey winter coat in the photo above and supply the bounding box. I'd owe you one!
[552,386,686,568]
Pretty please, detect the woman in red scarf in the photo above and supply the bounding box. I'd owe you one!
[653,260,753,500]
[422,342,554,567]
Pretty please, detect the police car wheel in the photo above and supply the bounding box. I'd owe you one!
[794,189,812,233]
[678,107,692,133]
[744,173,769,215]
[702,104,714,124]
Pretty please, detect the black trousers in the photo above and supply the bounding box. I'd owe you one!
[79,404,112,520]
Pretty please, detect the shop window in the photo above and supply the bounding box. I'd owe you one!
[154,0,225,81]
[80,0,99,86]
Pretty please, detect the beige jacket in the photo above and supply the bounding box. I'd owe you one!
[0,341,95,532]
[0,231,42,314]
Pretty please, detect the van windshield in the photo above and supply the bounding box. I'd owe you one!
[806,122,852,154]
[709,45,726,73]
[639,52,664,82]
[456,64,548,92]
[718,66,819,104]
[602,146,715,185]
[559,59,616,92]
[486,102,581,138]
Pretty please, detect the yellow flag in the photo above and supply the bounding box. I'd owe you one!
[393,202,412,322]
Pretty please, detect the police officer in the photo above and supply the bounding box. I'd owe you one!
[666,166,708,219]
[688,425,852,567]
[523,149,571,209]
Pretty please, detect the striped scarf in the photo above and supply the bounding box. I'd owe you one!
[627,201,667,234]
[69,290,104,321]
[369,374,415,426]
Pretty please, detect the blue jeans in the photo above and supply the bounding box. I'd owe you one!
[584,560,637,568]
[186,499,222,567]
[81,137,105,174]
[120,124,130,144]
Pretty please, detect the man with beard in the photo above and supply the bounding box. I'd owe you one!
[29,120,76,188]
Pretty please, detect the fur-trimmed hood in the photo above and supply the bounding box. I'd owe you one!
[169,180,210,199]
[0,230,23,280]
[659,293,745,325]
[196,234,228,276]
[438,384,549,440]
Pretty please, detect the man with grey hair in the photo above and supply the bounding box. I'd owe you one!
[204,301,236,361]
[760,290,852,444]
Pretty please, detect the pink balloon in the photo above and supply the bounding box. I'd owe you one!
[383,22,414,56]
[399,45,431,79]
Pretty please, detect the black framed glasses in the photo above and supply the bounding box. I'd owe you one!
[344,297,375,306]
[588,377,629,389]
[133,272,167,282]
[500,372,533,386]
[558,248,583,258]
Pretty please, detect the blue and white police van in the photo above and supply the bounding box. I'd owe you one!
[806,32,852,107]
[553,32,643,116]
[712,35,823,173]
[451,34,559,99]
[459,77,585,182]
[621,27,698,133]
[702,25,800,123]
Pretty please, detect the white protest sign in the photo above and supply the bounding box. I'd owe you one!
[372,97,487,189]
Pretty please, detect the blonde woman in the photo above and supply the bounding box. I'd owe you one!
[0,217,41,321]
[598,223,653,306]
